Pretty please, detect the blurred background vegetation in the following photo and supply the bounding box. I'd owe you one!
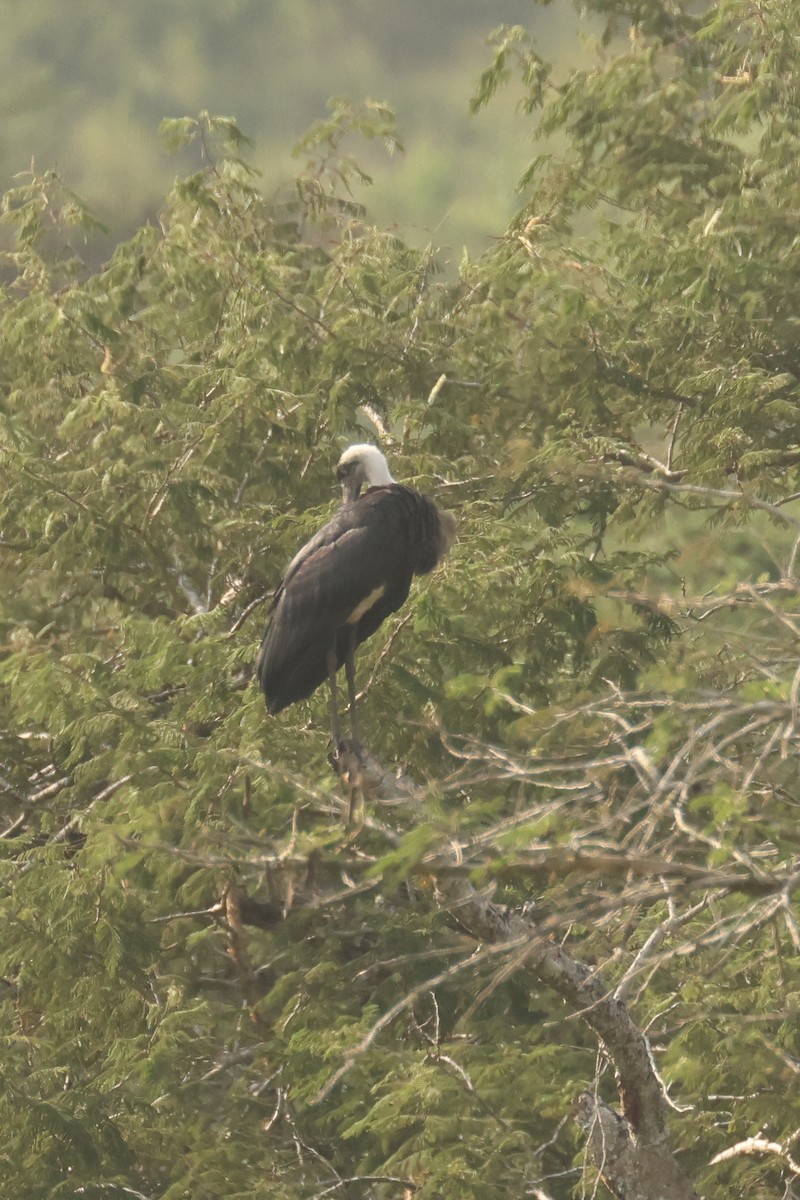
[0,0,597,258]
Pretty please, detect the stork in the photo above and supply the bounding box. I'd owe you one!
[256,444,455,745]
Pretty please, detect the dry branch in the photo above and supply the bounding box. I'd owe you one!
[322,747,701,1200]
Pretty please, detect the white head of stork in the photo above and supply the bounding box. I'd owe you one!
[336,443,395,501]
[256,444,455,749]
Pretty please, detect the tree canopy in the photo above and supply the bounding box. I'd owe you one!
[2,3,800,1198]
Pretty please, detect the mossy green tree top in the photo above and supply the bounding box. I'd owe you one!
[2,4,800,1197]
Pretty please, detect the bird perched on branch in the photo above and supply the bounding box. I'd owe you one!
[256,444,455,745]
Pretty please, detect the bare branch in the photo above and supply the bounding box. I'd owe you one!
[316,750,701,1199]
[710,1135,800,1175]
[636,477,800,527]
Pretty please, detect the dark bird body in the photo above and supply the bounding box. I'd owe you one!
[256,445,455,740]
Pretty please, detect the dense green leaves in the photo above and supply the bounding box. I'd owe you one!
[2,4,800,1197]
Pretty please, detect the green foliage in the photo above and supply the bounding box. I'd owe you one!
[2,3,800,1197]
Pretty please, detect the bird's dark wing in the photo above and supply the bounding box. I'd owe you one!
[280,503,358,590]
[256,488,417,713]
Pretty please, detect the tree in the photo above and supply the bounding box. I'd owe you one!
[2,2,800,1196]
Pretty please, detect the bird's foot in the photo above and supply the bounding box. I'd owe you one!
[327,738,366,824]
[329,735,366,765]
[328,738,345,771]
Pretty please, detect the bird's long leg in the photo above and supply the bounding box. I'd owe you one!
[343,626,365,822]
[327,645,342,747]
[330,635,361,823]
[344,626,359,745]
